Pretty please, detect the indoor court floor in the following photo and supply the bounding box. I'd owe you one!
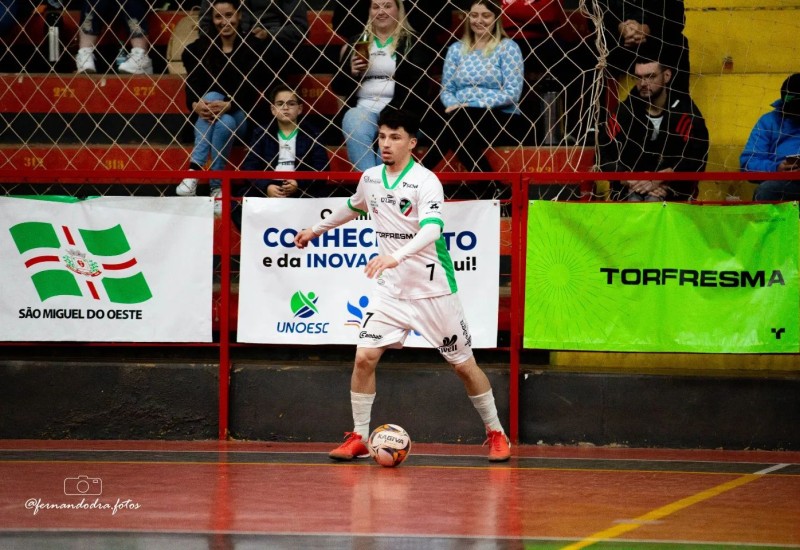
[1,439,798,549]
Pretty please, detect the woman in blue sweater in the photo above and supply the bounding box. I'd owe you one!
[422,0,524,173]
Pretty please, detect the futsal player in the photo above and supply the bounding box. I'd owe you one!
[293,108,511,462]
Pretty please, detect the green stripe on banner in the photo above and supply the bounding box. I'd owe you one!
[9,222,60,253]
[102,273,152,304]
[523,201,800,353]
[80,224,131,257]
[31,270,82,301]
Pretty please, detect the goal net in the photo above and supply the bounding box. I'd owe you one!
[0,0,796,202]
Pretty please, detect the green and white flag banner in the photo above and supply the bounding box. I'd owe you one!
[524,201,799,353]
[237,198,499,347]
[0,196,214,342]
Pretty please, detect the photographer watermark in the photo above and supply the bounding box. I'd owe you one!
[25,475,141,516]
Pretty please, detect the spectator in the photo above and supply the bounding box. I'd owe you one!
[331,0,435,171]
[333,0,455,52]
[741,73,800,202]
[595,0,689,93]
[242,84,329,198]
[421,0,524,173]
[176,0,265,209]
[75,0,153,74]
[198,0,307,47]
[598,56,709,201]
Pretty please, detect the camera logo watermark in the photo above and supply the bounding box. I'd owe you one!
[25,475,141,516]
[64,475,102,496]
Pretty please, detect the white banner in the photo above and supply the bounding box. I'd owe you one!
[237,198,500,347]
[0,196,214,342]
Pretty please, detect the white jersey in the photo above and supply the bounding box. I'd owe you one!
[348,159,457,299]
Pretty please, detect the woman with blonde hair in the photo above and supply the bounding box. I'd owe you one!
[332,0,435,171]
[422,0,524,173]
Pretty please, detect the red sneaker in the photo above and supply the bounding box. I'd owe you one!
[329,432,370,461]
[484,430,511,462]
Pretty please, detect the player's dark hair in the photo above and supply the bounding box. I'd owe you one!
[378,108,419,137]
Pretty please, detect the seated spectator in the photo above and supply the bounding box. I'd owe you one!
[595,0,689,93]
[333,0,455,53]
[176,0,266,209]
[741,73,800,202]
[331,0,435,172]
[198,0,307,45]
[75,0,153,74]
[242,84,329,198]
[421,0,524,173]
[598,55,709,201]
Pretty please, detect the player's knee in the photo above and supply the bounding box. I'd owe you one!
[354,348,380,373]
[450,356,478,379]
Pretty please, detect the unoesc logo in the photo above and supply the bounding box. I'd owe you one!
[276,291,330,334]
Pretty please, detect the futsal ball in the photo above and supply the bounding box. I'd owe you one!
[368,424,411,467]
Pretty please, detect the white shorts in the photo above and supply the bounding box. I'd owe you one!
[357,292,474,365]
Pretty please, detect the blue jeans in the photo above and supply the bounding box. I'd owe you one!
[80,0,148,37]
[754,179,800,201]
[191,91,248,189]
[342,105,381,172]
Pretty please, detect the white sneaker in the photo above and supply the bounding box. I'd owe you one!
[76,47,96,73]
[118,47,154,75]
[176,177,198,196]
[210,188,222,216]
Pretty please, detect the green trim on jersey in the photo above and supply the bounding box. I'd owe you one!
[347,198,367,216]
[420,217,444,229]
[278,128,298,141]
[382,159,415,190]
[435,235,458,293]
[375,36,394,49]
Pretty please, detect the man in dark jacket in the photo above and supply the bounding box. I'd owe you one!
[599,56,709,201]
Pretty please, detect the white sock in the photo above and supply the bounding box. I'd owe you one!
[351,391,375,440]
[469,390,504,433]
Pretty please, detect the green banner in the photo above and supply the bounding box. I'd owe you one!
[524,201,799,353]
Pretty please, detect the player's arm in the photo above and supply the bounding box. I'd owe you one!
[294,198,365,249]
[363,222,441,279]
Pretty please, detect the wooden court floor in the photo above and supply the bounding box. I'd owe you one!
[0,439,798,549]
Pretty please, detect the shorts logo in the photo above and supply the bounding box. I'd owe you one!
[399,199,412,217]
[438,334,458,353]
[359,331,383,341]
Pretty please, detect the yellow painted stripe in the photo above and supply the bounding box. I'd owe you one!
[562,466,787,550]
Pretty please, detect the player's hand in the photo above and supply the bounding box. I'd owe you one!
[778,159,800,172]
[294,228,317,249]
[364,255,398,279]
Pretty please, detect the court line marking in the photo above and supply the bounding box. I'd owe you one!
[0,528,799,548]
[0,527,800,549]
[1,449,798,468]
[0,459,798,477]
[561,463,791,550]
